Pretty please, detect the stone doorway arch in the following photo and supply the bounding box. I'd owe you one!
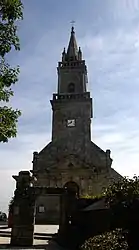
[64,181,79,197]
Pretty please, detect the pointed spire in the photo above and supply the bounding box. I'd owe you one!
[62,47,66,61]
[66,26,78,60]
[78,46,82,60]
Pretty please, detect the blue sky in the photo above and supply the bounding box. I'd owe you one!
[1,0,139,212]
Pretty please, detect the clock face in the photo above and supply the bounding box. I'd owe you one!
[67,119,75,127]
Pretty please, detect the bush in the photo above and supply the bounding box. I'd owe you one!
[82,228,128,250]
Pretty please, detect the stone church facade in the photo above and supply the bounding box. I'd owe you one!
[31,27,121,224]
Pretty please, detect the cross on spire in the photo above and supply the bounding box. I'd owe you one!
[67,21,78,59]
[70,20,75,32]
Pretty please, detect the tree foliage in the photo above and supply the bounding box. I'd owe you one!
[104,176,139,209]
[82,229,128,250]
[0,0,23,142]
[82,176,139,250]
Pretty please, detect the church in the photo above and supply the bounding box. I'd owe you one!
[31,27,121,224]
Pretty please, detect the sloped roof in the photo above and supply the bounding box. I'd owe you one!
[82,198,109,211]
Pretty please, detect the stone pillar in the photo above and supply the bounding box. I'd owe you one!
[32,151,39,164]
[59,191,68,232]
[106,149,111,169]
[10,171,36,247]
[59,187,78,232]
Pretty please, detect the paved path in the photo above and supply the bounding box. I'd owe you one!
[0,225,66,249]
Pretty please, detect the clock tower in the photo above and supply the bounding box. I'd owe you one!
[51,26,92,158]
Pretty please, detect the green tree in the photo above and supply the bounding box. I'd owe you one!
[0,0,23,142]
[82,176,139,250]
[82,229,128,250]
[104,176,139,250]
[104,176,139,209]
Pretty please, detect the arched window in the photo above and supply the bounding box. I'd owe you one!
[68,83,75,93]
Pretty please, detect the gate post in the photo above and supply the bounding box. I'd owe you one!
[59,188,78,232]
[10,171,36,247]
[59,190,69,232]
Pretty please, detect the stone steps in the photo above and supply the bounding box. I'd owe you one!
[0,231,53,241]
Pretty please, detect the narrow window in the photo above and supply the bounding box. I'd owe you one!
[68,83,75,93]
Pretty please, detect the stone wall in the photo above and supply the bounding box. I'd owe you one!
[33,161,122,224]
[35,194,60,224]
[32,133,121,224]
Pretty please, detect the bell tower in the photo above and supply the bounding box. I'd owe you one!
[51,26,93,152]
[57,26,88,94]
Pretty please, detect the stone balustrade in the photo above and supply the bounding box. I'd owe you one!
[53,92,90,101]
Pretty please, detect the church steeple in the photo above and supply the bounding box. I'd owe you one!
[51,26,93,143]
[66,26,78,60]
[61,26,82,62]
[57,26,88,94]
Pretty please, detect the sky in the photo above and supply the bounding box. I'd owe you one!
[1,0,139,213]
